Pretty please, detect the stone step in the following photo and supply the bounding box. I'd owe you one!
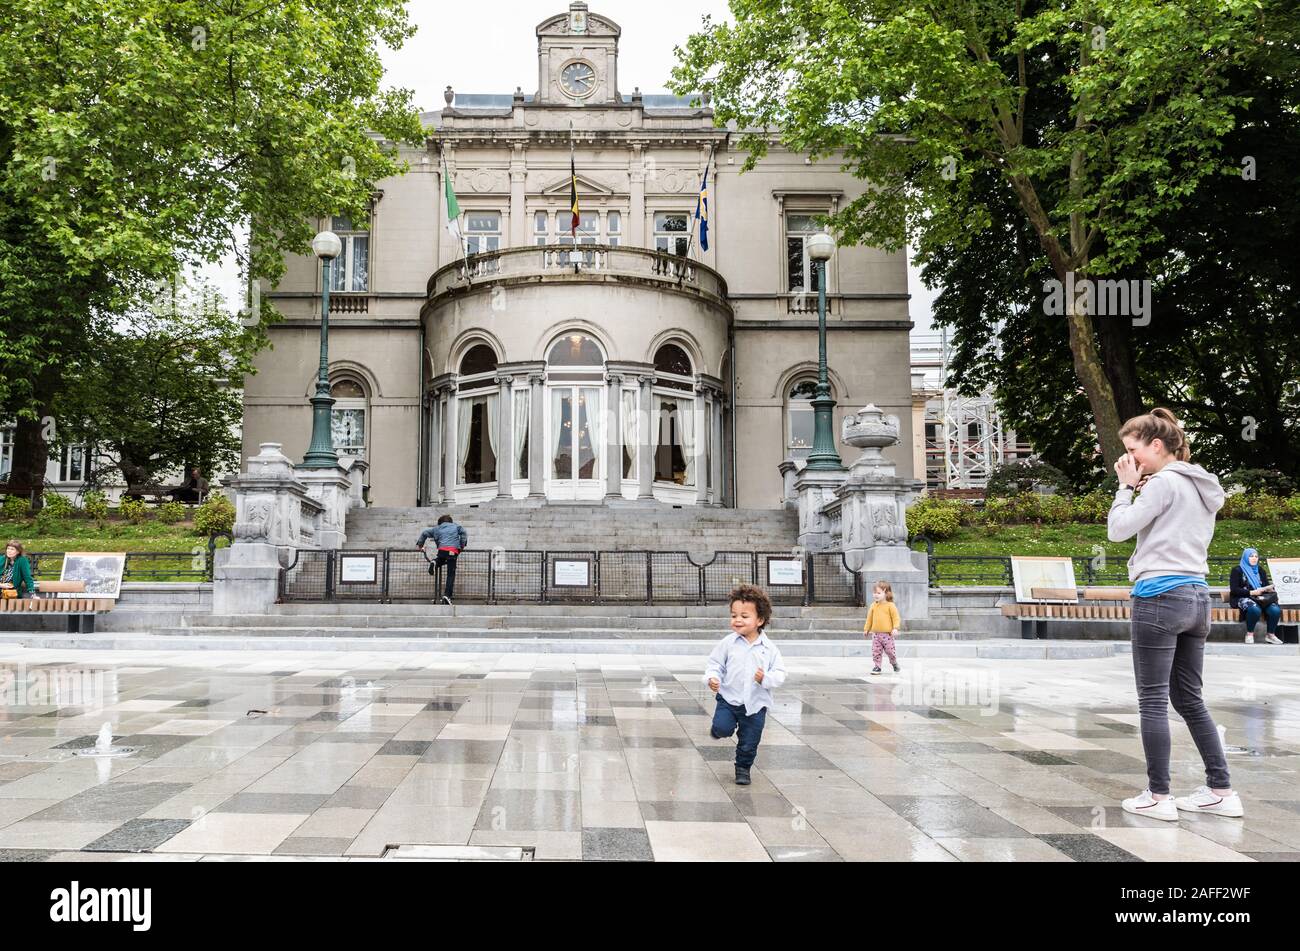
[178,626,907,640]
[0,631,1194,658]
[182,613,867,632]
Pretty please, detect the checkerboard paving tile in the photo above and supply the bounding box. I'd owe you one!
[1,645,1298,861]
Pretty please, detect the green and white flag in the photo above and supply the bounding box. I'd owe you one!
[443,160,463,246]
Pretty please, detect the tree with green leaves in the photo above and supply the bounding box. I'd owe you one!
[54,281,259,490]
[674,0,1267,468]
[0,0,425,499]
[923,4,1300,485]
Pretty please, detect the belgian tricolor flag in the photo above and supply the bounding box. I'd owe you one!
[569,154,580,238]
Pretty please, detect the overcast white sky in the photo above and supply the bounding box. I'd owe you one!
[204,0,937,329]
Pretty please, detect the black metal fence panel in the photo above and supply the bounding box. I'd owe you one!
[276,549,868,606]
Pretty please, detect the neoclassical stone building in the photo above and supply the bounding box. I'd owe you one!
[243,2,915,510]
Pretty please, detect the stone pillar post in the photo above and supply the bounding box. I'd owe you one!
[214,443,323,616]
[605,372,623,499]
[637,373,655,500]
[836,404,929,619]
[630,145,646,247]
[695,384,709,506]
[528,371,547,498]
[496,373,513,499]
[509,145,527,247]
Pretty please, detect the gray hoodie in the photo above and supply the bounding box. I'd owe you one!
[1107,462,1225,583]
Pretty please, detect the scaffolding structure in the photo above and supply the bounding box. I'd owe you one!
[911,329,1031,491]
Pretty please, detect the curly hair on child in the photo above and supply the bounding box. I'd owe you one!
[728,584,773,630]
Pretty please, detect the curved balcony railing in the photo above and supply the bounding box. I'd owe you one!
[427,244,729,305]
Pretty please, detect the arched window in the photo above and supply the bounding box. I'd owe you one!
[456,344,500,486]
[331,377,369,460]
[652,343,697,486]
[546,334,606,486]
[786,380,819,459]
[547,334,604,369]
[460,344,498,378]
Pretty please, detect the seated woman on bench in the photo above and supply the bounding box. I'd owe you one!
[1231,547,1282,645]
[0,540,34,599]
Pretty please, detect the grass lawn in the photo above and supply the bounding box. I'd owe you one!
[0,518,213,554]
[911,520,1300,559]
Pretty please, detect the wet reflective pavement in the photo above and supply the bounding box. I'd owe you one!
[1,645,1298,861]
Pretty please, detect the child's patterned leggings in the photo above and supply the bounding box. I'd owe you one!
[871,632,897,667]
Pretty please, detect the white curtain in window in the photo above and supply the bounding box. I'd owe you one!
[680,397,698,486]
[456,397,472,484]
[621,389,637,479]
[551,388,569,479]
[486,393,499,460]
[513,390,530,480]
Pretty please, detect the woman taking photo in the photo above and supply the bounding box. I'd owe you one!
[1107,409,1241,820]
[1230,548,1282,645]
[0,540,34,600]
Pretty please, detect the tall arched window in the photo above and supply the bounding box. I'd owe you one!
[331,377,369,460]
[457,345,499,485]
[546,334,605,485]
[786,380,819,460]
[653,343,697,486]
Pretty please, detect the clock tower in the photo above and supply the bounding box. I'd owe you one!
[536,2,621,105]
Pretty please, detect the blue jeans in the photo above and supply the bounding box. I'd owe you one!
[711,695,767,770]
[1130,585,1230,795]
[1239,598,1281,635]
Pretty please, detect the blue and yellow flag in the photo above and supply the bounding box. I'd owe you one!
[694,162,710,252]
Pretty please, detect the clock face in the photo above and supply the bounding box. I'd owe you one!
[561,62,596,98]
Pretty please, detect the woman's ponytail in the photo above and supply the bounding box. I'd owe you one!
[1119,408,1191,462]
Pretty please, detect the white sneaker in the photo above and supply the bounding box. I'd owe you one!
[1245,633,1255,644]
[1122,789,1179,821]
[1174,786,1244,818]
[1264,633,1283,645]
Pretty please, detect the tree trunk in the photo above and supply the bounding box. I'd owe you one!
[1065,303,1127,467]
[7,365,59,509]
[1093,312,1144,423]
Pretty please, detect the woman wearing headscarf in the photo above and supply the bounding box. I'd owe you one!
[1230,548,1282,645]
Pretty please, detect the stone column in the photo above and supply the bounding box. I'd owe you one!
[442,386,458,503]
[630,145,646,247]
[528,372,546,498]
[496,373,513,499]
[836,404,930,619]
[711,395,725,507]
[509,145,527,247]
[637,373,655,499]
[605,372,623,499]
[695,384,709,506]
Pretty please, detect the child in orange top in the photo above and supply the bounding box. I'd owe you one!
[863,580,901,675]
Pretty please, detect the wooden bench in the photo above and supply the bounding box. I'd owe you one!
[0,581,114,633]
[1001,586,1300,641]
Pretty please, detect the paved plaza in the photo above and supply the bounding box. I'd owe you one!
[1,645,1298,862]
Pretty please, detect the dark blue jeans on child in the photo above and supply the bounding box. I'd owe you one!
[711,695,767,769]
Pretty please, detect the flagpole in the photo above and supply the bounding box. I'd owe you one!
[443,153,471,285]
[679,142,717,286]
[570,121,579,275]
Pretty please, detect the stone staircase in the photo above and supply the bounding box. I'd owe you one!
[343,502,801,554]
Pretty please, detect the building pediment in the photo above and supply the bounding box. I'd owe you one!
[540,172,615,197]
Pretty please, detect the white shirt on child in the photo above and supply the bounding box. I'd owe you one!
[702,631,787,714]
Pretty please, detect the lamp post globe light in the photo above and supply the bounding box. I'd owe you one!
[804,231,843,470]
[301,230,343,469]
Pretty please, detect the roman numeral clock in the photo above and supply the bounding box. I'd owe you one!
[561,61,596,99]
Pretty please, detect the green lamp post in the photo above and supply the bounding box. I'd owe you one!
[804,231,843,470]
[301,230,343,469]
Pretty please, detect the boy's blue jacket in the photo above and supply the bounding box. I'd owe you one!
[415,523,468,551]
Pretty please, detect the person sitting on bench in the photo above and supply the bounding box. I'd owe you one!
[0,540,34,600]
[170,466,209,504]
[1231,547,1282,645]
